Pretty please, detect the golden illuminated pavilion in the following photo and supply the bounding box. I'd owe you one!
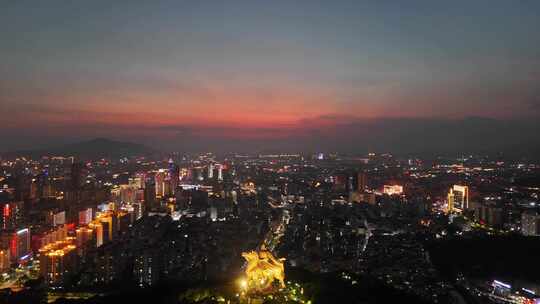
[240,247,285,293]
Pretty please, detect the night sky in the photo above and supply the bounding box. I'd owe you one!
[1,1,540,153]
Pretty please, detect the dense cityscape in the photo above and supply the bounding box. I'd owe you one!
[3,1,540,303]
[0,142,539,303]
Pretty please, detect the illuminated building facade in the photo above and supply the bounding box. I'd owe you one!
[447,185,469,213]
[52,211,66,226]
[155,170,167,198]
[129,174,145,189]
[208,163,214,179]
[75,227,94,255]
[1,228,31,263]
[133,247,162,287]
[217,165,223,181]
[78,208,93,225]
[383,185,403,196]
[39,239,78,286]
[1,201,23,230]
[350,191,376,204]
[357,172,368,192]
[33,224,68,252]
[0,249,9,273]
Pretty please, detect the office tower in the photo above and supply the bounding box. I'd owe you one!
[447,185,469,213]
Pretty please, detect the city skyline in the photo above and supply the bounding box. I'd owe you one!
[3,2,540,303]
[2,1,540,152]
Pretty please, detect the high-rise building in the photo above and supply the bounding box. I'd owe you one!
[475,202,504,228]
[16,228,31,261]
[0,249,9,273]
[75,227,94,255]
[133,247,162,287]
[144,178,156,208]
[196,167,204,181]
[1,228,31,263]
[447,185,469,213]
[119,184,137,204]
[29,175,45,200]
[217,165,223,181]
[34,225,68,251]
[168,161,179,191]
[357,172,367,192]
[522,210,540,236]
[69,162,85,190]
[208,163,214,179]
[129,174,145,189]
[154,169,166,198]
[79,208,93,225]
[1,201,23,230]
[53,211,66,226]
[39,239,78,286]
[333,174,347,191]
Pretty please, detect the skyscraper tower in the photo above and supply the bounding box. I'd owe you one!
[155,170,166,198]
[70,162,85,190]
[217,165,223,181]
[208,163,214,179]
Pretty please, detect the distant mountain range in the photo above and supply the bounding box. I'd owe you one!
[2,138,155,159]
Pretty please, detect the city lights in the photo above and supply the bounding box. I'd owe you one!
[1,1,540,301]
